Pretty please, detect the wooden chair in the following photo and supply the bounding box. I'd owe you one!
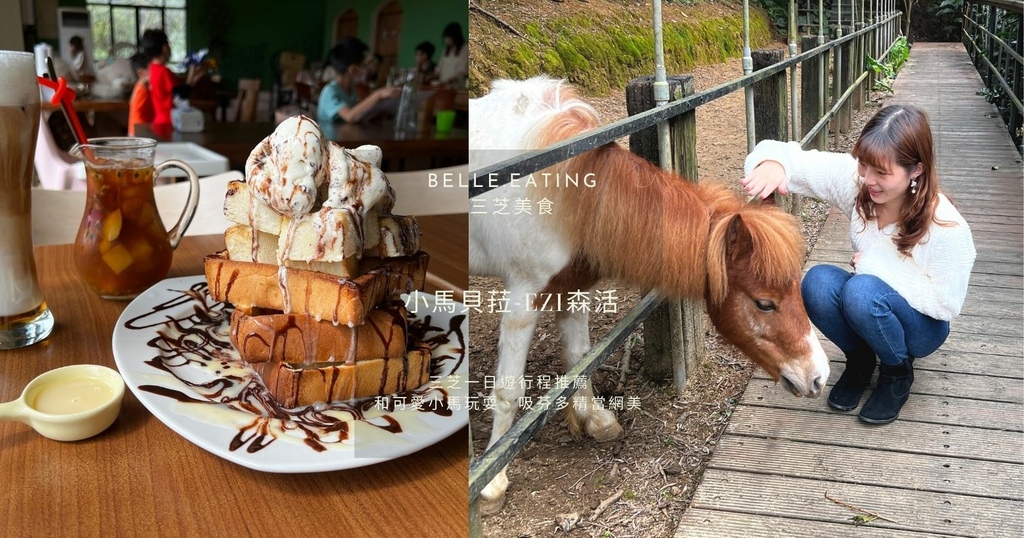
[233,79,261,123]
[33,116,86,191]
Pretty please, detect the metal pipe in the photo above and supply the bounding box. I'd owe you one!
[652,0,672,171]
[790,0,800,140]
[818,0,825,146]
[743,0,756,151]
[835,0,844,148]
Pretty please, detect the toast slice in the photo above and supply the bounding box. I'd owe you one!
[223,180,420,260]
[224,224,360,278]
[230,302,409,364]
[205,250,430,326]
[251,341,432,407]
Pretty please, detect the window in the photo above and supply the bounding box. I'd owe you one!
[87,0,188,65]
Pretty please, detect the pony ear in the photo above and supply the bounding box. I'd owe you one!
[706,213,748,305]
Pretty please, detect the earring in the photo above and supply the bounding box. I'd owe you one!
[910,178,918,194]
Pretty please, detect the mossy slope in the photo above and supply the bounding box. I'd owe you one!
[470,3,774,96]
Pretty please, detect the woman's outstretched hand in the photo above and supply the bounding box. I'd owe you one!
[741,160,788,199]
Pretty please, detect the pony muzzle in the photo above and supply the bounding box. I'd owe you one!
[779,332,830,397]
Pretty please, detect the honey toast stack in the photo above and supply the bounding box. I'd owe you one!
[203,116,431,407]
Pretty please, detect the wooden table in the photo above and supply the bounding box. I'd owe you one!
[43,98,130,113]
[135,121,467,173]
[0,232,468,536]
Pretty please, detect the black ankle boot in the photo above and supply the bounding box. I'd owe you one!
[859,359,914,424]
[828,353,876,411]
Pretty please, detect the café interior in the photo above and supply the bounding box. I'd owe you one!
[7,0,468,249]
[0,2,470,533]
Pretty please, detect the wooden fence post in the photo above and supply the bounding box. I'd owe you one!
[752,49,800,215]
[469,429,482,537]
[854,20,865,112]
[626,75,705,392]
[801,35,827,150]
[839,27,854,133]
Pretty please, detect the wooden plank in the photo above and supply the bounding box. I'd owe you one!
[741,379,1024,431]
[960,272,1024,290]
[689,469,1024,537]
[752,357,1023,403]
[949,314,1024,337]
[724,406,1024,462]
[940,331,1023,359]
[676,508,950,537]
[709,436,1024,499]
[814,337,1024,379]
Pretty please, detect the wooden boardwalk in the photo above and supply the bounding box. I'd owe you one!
[677,43,1024,537]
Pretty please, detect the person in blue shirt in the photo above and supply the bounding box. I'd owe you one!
[317,38,400,124]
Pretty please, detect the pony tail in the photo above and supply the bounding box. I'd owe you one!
[705,213,735,305]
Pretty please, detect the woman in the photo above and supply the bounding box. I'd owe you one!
[435,22,467,88]
[741,105,976,424]
[140,29,202,138]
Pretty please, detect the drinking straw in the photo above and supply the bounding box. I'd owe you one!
[37,58,91,160]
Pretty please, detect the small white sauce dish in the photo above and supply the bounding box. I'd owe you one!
[0,364,125,441]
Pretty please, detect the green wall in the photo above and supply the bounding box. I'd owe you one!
[321,0,467,69]
[187,0,327,90]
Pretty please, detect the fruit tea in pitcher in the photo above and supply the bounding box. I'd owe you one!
[71,138,199,299]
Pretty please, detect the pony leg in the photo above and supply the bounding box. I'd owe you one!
[479,295,541,515]
[557,308,623,443]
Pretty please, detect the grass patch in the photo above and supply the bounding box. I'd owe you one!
[470,5,774,96]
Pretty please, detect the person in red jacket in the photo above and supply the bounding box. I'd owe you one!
[127,52,153,137]
[140,29,175,138]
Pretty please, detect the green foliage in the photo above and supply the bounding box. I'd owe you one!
[470,5,775,96]
[911,0,963,41]
[755,0,790,35]
[867,36,910,93]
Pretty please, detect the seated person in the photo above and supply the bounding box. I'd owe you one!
[127,53,153,136]
[317,38,400,124]
[68,36,96,82]
[435,22,467,88]
[415,41,437,85]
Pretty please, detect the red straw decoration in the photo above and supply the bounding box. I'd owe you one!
[37,75,91,157]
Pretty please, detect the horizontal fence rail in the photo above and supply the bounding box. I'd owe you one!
[469,8,903,507]
[468,291,661,502]
[963,0,1024,152]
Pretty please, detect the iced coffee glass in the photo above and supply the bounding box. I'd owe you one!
[71,138,199,300]
[0,51,54,349]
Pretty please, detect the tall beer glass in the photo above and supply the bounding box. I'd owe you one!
[0,51,53,349]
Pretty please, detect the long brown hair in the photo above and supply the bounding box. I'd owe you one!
[852,104,942,255]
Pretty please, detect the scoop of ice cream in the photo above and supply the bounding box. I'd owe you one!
[323,143,395,215]
[245,116,330,218]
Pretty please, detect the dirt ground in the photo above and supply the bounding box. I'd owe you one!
[469,11,888,538]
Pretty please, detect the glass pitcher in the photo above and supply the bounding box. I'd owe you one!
[70,138,199,300]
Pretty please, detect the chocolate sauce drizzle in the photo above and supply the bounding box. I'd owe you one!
[126,282,465,454]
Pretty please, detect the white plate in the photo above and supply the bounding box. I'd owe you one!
[112,275,468,473]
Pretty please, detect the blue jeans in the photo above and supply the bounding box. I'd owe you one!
[801,265,949,366]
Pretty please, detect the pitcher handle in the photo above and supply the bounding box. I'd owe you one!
[154,159,200,250]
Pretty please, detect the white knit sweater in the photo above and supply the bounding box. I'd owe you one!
[744,140,977,321]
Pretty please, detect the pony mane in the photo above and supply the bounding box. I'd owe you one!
[514,78,806,302]
[705,203,806,305]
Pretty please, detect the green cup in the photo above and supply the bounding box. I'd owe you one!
[435,109,456,135]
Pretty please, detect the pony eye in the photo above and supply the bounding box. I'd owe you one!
[755,299,776,312]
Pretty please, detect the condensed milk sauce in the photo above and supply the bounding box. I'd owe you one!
[32,377,115,415]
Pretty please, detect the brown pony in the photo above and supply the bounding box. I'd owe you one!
[469,77,829,513]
